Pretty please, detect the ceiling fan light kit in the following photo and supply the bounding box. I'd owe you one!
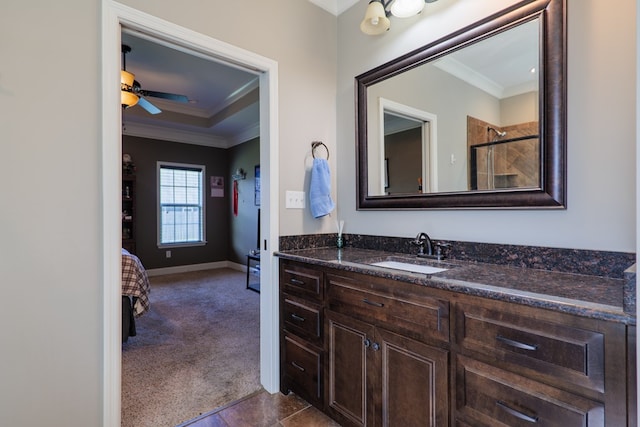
[361,0,438,35]
[120,44,189,114]
[121,88,139,108]
[120,70,138,108]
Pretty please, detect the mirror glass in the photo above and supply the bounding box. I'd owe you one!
[356,0,565,209]
[369,20,539,196]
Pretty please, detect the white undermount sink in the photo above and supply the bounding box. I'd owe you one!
[370,260,448,275]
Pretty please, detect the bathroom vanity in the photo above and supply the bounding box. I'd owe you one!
[277,247,636,427]
[276,0,635,424]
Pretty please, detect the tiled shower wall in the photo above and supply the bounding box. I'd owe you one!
[467,116,539,190]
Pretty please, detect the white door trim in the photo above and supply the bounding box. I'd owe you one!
[101,2,280,426]
[378,98,438,193]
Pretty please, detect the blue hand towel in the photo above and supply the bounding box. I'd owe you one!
[309,158,335,218]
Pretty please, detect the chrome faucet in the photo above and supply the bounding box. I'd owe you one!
[411,232,448,260]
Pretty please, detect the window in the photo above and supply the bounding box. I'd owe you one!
[158,162,205,247]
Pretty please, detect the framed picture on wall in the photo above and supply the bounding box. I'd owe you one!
[255,165,260,206]
[211,176,224,197]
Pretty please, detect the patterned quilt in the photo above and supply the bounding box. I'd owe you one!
[122,248,150,317]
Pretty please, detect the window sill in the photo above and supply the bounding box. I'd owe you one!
[158,241,207,249]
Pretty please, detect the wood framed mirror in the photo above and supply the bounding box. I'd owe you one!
[356,0,566,209]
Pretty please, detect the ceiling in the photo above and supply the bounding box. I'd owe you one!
[121,31,260,148]
[308,0,359,15]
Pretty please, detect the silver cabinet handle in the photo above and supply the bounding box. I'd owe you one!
[291,361,305,372]
[496,335,538,351]
[290,313,305,322]
[362,299,384,308]
[372,342,380,351]
[364,338,371,348]
[496,400,538,423]
[290,278,305,286]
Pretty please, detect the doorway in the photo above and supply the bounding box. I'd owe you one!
[378,98,438,195]
[102,3,280,426]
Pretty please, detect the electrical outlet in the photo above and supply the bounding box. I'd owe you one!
[285,190,305,209]
[166,250,171,258]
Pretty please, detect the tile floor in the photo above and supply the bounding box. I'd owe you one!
[178,390,341,427]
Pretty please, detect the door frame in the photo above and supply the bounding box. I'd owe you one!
[378,98,438,193]
[101,2,280,425]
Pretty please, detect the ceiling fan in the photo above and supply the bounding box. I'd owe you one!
[121,44,189,115]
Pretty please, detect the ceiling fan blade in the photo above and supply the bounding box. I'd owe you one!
[140,90,189,103]
[137,96,162,115]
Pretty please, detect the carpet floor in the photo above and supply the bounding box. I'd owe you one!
[122,268,262,427]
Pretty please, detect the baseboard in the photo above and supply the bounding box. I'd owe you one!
[147,261,232,277]
[227,261,248,273]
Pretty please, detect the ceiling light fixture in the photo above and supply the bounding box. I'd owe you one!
[390,0,424,18]
[360,0,439,35]
[121,70,139,108]
[360,0,390,35]
[121,45,139,109]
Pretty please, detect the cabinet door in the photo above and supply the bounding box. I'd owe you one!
[326,310,376,427]
[377,328,449,427]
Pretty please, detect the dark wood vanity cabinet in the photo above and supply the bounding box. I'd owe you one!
[278,258,636,426]
[455,355,605,426]
[325,271,450,427]
[326,310,449,427]
[453,295,630,426]
[279,260,325,408]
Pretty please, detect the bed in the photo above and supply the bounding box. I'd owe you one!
[122,248,150,342]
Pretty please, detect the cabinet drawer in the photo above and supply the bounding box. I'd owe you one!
[282,334,323,405]
[455,301,605,393]
[328,274,449,344]
[280,262,323,300]
[282,295,322,343]
[456,355,604,426]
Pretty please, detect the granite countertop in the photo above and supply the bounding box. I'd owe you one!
[276,247,635,325]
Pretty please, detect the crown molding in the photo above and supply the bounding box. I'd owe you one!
[433,56,536,100]
[123,121,230,148]
[228,122,260,147]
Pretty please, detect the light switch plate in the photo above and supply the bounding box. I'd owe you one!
[286,190,305,209]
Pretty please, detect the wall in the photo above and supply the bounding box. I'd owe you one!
[337,0,636,252]
[228,138,261,264]
[368,62,501,193]
[123,136,230,269]
[123,136,260,269]
[0,1,336,425]
[0,2,102,426]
